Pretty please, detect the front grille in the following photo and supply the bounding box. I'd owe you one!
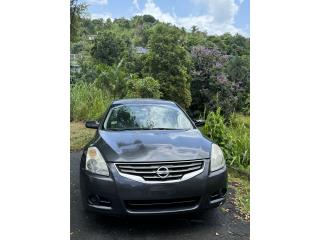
[125,197,200,212]
[115,160,204,182]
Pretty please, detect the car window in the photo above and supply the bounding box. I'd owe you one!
[104,104,194,130]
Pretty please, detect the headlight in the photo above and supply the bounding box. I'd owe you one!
[210,143,226,172]
[85,146,109,176]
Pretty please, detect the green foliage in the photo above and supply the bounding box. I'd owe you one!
[126,76,162,98]
[242,93,250,115]
[70,16,250,164]
[144,23,192,108]
[94,59,128,99]
[208,33,250,56]
[70,81,112,121]
[203,109,250,170]
[70,0,87,42]
[203,108,233,160]
[188,42,250,117]
[81,18,106,35]
[228,170,250,220]
[190,45,232,116]
[142,15,157,24]
[91,31,126,65]
[185,26,207,51]
[228,113,250,128]
[75,57,99,83]
[71,16,249,116]
[71,41,85,54]
[228,114,250,168]
[225,55,250,112]
[131,15,158,46]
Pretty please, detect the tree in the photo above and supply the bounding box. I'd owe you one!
[95,59,128,99]
[190,45,240,116]
[70,0,87,42]
[184,25,208,51]
[91,31,126,65]
[71,15,250,117]
[131,15,157,46]
[209,33,250,56]
[126,76,162,98]
[142,15,157,24]
[144,23,192,108]
[225,55,250,112]
[114,18,131,29]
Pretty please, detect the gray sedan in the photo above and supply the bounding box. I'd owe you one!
[80,99,227,216]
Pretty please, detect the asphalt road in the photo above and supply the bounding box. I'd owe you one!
[71,151,249,240]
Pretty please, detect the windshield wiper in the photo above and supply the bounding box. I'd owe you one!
[107,127,191,131]
[107,127,189,131]
[107,128,150,131]
[149,128,186,130]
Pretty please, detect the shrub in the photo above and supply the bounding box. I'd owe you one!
[95,59,128,99]
[228,114,250,168]
[203,109,250,170]
[228,113,250,128]
[144,23,193,109]
[71,81,112,121]
[126,76,162,98]
[203,108,233,161]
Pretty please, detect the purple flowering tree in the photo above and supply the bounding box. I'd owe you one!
[190,45,240,116]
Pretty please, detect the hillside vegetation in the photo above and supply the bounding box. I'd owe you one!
[70,1,250,171]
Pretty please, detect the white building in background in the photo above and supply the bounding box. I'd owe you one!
[70,54,82,83]
[88,35,96,41]
[135,46,148,54]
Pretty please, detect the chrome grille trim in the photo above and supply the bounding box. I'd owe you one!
[115,160,205,183]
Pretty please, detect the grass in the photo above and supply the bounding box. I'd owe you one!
[228,113,250,170]
[228,169,250,221]
[70,122,95,151]
[202,110,250,171]
[71,81,112,121]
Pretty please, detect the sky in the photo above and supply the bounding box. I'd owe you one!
[81,0,250,37]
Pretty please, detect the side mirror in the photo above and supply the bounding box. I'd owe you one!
[85,120,99,129]
[194,119,205,127]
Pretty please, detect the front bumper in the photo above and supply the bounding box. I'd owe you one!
[80,158,227,216]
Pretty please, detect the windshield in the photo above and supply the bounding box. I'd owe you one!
[104,104,194,130]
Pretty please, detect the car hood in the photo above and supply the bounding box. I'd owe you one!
[96,129,212,162]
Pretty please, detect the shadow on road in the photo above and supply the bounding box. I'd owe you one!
[86,210,220,234]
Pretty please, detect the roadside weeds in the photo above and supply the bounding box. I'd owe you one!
[70,122,95,151]
[228,169,250,221]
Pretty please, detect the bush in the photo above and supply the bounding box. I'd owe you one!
[203,109,250,170]
[94,60,128,99]
[126,76,162,98]
[203,108,233,161]
[71,81,112,121]
[228,114,250,168]
[228,113,250,128]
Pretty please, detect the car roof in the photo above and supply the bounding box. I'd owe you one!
[111,98,176,106]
